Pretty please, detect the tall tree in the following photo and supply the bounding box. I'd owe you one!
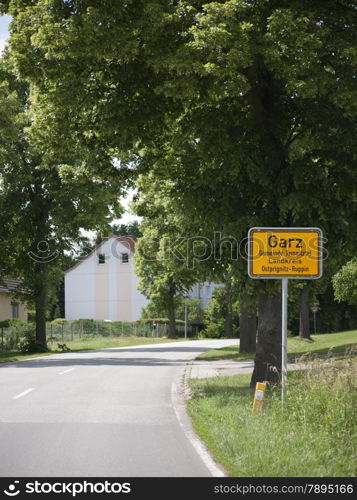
[0,61,125,346]
[143,0,357,384]
[134,174,199,338]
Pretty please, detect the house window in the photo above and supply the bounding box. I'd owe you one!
[11,302,19,319]
[98,254,105,265]
[121,253,129,264]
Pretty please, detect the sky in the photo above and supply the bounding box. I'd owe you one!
[117,190,139,225]
[0,15,11,53]
[0,14,139,227]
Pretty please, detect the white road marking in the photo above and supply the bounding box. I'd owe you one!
[171,379,226,477]
[12,388,34,400]
[59,368,75,375]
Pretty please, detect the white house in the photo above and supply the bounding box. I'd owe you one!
[65,234,218,322]
[189,282,220,308]
[65,235,148,321]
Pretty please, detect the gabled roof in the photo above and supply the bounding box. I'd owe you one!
[0,279,23,294]
[65,234,137,274]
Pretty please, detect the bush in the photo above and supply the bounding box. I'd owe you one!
[51,318,68,325]
[71,318,109,335]
[199,323,225,338]
[9,319,29,327]
[0,319,29,328]
[18,328,48,353]
[139,318,185,325]
[333,258,357,305]
[140,298,202,323]
[72,318,94,325]
[203,287,239,338]
[176,299,205,324]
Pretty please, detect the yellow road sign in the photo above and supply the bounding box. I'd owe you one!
[248,227,323,279]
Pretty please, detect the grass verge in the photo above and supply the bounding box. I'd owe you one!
[288,330,357,359]
[187,358,357,477]
[0,336,189,363]
[196,330,357,362]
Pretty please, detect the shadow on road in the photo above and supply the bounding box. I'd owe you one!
[0,346,218,369]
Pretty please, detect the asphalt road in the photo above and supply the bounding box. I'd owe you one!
[0,339,239,477]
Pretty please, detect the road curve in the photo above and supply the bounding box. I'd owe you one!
[0,339,239,477]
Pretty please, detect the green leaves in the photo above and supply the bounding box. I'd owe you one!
[332,259,357,305]
[0,58,125,313]
[1,0,357,312]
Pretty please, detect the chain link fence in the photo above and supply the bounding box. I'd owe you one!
[0,320,194,351]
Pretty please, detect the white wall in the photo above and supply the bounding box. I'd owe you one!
[131,266,149,321]
[65,252,95,320]
[65,236,148,321]
[188,282,221,308]
[65,236,220,322]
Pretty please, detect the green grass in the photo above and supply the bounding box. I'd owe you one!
[187,358,357,477]
[50,335,188,352]
[0,351,56,363]
[288,330,357,359]
[0,336,189,363]
[197,345,254,361]
[196,330,357,362]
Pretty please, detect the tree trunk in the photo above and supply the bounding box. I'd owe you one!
[224,309,233,338]
[167,301,176,339]
[239,303,256,353]
[223,280,234,338]
[250,293,281,387]
[299,286,311,339]
[35,263,48,347]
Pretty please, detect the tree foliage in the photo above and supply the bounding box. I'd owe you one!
[202,287,239,339]
[2,0,357,379]
[0,60,125,344]
[133,173,201,337]
[111,221,142,239]
[142,298,204,325]
[332,259,357,305]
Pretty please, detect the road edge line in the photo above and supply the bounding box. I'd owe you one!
[171,363,227,478]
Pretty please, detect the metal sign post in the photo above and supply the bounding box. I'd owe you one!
[311,303,319,335]
[248,227,323,405]
[281,278,288,405]
[184,300,188,339]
